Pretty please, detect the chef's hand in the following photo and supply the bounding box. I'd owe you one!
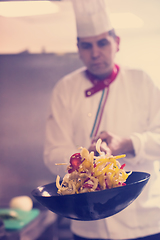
[89,131,135,156]
[88,140,111,156]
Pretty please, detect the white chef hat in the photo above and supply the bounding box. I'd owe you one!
[71,0,113,38]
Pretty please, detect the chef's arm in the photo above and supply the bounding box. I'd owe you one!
[90,111,160,164]
[130,110,160,162]
[130,81,160,163]
[44,85,78,178]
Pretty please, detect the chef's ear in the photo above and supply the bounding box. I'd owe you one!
[77,38,83,59]
[115,36,120,52]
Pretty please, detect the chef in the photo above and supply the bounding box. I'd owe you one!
[44,0,160,239]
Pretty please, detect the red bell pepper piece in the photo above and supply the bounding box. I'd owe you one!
[83,183,93,189]
[120,163,126,169]
[68,153,82,173]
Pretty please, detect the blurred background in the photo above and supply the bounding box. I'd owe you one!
[0,0,160,206]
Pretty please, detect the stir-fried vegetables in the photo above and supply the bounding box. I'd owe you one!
[56,139,132,195]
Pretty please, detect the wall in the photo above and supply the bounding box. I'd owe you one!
[0,52,83,205]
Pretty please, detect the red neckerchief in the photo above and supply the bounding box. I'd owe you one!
[85,64,119,97]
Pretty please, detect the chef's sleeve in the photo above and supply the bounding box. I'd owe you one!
[130,76,160,164]
[44,80,79,178]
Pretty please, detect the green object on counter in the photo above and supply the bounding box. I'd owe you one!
[0,208,40,230]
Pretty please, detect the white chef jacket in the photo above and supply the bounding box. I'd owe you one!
[44,65,160,239]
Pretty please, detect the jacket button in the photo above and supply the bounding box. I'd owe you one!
[87,91,91,96]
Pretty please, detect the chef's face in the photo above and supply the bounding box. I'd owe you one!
[77,31,120,78]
